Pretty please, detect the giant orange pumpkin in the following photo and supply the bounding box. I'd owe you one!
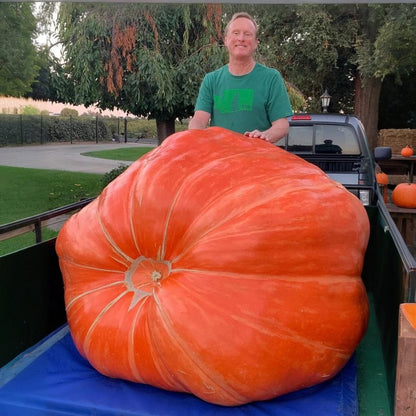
[392,182,416,208]
[56,127,370,406]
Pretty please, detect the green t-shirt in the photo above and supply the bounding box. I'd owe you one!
[194,63,293,134]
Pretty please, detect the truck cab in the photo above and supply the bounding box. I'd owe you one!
[276,114,378,206]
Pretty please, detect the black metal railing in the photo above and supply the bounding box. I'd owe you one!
[0,198,94,243]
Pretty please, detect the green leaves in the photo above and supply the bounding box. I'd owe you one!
[55,4,225,122]
[0,3,38,96]
[373,4,416,81]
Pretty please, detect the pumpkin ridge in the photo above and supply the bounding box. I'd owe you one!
[170,180,338,265]
[133,140,262,262]
[173,277,357,355]
[129,165,147,255]
[158,149,283,261]
[127,297,153,384]
[66,280,126,311]
[141,304,193,391]
[150,290,250,403]
[60,257,126,274]
[230,309,353,356]
[169,268,359,283]
[97,199,136,265]
[82,289,130,357]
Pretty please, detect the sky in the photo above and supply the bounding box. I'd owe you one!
[34,3,63,60]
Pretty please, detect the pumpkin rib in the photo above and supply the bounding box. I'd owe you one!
[172,274,360,355]
[169,266,362,283]
[98,210,135,266]
[150,290,250,403]
[169,180,333,265]
[157,149,278,261]
[59,257,126,275]
[127,297,160,385]
[141,304,195,392]
[128,165,148,256]
[83,289,131,357]
[146,276,359,403]
[66,280,126,311]
[156,145,327,263]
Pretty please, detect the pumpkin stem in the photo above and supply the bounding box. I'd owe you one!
[151,270,163,282]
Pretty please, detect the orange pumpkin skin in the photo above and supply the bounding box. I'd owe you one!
[56,127,370,406]
[376,172,389,202]
[401,146,414,157]
[376,172,388,185]
[392,183,416,208]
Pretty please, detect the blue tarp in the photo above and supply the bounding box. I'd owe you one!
[0,325,358,415]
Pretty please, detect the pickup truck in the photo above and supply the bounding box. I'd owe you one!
[276,113,378,206]
[0,114,415,415]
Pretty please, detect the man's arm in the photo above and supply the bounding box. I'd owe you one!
[188,110,211,130]
[244,117,289,143]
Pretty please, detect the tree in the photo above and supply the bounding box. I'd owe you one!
[25,47,60,102]
[354,4,416,145]
[0,3,39,96]
[54,3,226,142]
[254,4,416,149]
[379,71,416,129]
[255,5,357,113]
[53,3,305,142]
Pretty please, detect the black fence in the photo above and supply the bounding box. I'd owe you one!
[0,198,95,244]
[0,114,153,146]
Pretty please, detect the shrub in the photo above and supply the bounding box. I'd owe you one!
[21,105,40,115]
[101,164,129,189]
[61,108,79,117]
[47,116,109,142]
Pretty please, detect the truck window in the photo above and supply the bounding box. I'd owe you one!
[277,124,361,155]
[315,125,361,155]
[286,126,313,152]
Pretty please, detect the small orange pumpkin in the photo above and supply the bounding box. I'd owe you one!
[392,183,416,208]
[376,172,389,202]
[56,127,370,406]
[401,145,414,157]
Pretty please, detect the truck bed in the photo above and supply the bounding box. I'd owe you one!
[0,323,359,415]
[2,190,414,414]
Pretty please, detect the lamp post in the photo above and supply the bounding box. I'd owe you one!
[320,89,331,113]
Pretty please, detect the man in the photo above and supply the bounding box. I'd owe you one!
[188,12,293,143]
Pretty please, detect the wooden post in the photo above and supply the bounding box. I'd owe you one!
[395,303,416,415]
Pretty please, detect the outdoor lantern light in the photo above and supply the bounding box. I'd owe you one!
[320,89,331,113]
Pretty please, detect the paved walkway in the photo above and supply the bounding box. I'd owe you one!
[0,141,156,174]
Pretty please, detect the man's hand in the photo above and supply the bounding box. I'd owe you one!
[244,130,273,142]
[244,117,289,143]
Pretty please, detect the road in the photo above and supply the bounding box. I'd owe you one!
[0,141,156,174]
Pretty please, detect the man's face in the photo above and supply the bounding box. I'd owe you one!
[224,17,258,60]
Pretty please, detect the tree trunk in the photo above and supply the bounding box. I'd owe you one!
[156,119,176,145]
[354,72,382,151]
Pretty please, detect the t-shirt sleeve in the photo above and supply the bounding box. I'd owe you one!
[267,72,293,122]
[194,74,213,114]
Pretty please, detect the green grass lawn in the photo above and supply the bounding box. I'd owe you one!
[82,147,153,161]
[0,166,102,225]
[1,147,154,256]
[0,166,102,256]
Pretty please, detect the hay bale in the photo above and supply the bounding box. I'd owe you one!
[378,129,416,153]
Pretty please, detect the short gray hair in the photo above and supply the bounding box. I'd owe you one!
[224,12,258,38]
